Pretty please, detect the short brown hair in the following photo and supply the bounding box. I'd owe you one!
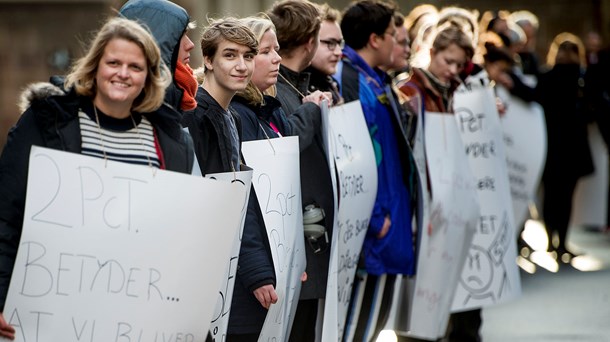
[200,17,259,62]
[267,0,321,57]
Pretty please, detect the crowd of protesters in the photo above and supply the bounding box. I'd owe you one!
[0,0,608,341]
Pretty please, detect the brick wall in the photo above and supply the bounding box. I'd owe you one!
[0,3,114,150]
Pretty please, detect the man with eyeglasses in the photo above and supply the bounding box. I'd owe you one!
[383,12,412,77]
[305,4,345,105]
[339,1,422,341]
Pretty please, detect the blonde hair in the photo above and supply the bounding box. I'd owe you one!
[319,3,341,22]
[238,16,277,105]
[510,10,539,31]
[546,32,586,68]
[407,5,439,69]
[64,17,170,113]
[432,23,475,59]
[405,4,439,42]
[438,6,479,47]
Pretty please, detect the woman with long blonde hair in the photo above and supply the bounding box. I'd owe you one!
[537,32,593,262]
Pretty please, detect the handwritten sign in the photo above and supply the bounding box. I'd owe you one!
[241,136,306,341]
[4,146,247,341]
[205,169,253,341]
[496,86,547,227]
[403,112,479,339]
[451,83,521,312]
[320,101,378,341]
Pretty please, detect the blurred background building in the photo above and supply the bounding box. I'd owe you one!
[1,0,609,151]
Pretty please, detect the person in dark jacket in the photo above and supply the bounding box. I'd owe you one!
[120,0,199,113]
[267,1,335,341]
[181,18,258,175]
[305,3,344,105]
[0,17,194,340]
[538,33,594,261]
[225,16,288,341]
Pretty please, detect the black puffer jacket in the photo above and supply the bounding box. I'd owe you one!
[0,83,195,309]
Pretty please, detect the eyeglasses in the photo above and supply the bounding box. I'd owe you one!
[383,30,397,40]
[396,39,411,47]
[319,39,345,51]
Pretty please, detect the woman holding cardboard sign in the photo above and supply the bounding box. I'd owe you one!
[0,17,194,339]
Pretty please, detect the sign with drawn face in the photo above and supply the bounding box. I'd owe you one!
[405,112,479,340]
[204,169,253,342]
[4,147,247,341]
[451,83,522,311]
[241,136,306,342]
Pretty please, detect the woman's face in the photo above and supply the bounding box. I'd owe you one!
[428,43,467,84]
[251,29,282,92]
[95,38,148,116]
[556,43,580,65]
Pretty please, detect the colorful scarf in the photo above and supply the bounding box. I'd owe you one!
[174,61,198,111]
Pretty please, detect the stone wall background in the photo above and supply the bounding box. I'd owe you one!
[1,0,607,151]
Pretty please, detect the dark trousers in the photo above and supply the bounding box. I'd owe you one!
[226,333,259,342]
[289,299,319,342]
[447,309,482,342]
[542,175,579,250]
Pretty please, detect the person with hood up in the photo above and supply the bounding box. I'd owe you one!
[120,0,198,113]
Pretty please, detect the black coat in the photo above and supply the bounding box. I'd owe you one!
[276,65,334,300]
[537,63,594,181]
[0,84,194,309]
[182,87,243,175]
[225,95,289,334]
[305,66,342,105]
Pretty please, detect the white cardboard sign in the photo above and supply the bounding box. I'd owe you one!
[406,112,479,339]
[241,136,306,342]
[205,169,253,341]
[4,146,247,341]
[320,101,378,341]
[451,84,522,312]
[497,86,547,226]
